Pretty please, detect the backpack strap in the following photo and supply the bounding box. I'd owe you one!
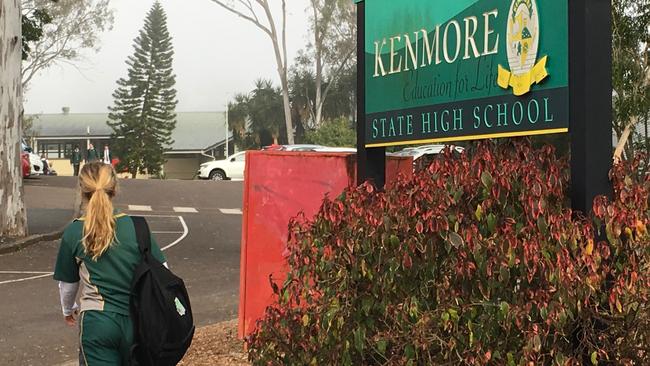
[131,216,152,255]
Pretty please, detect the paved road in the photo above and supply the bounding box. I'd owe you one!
[0,177,244,366]
[23,176,77,236]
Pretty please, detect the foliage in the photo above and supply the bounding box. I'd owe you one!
[304,118,355,147]
[229,80,287,150]
[21,0,114,88]
[295,0,356,128]
[107,2,177,178]
[612,0,650,157]
[21,7,52,61]
[247,139,650,365]
[290,66,356,129]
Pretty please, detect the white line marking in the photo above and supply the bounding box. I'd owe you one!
[152,231,185,234]
[0,271,53,274]
[219,208,243,215]
[128,205,152,211]
[0,215,188,286]
[132,214,177,218]
[161,216,188,251]
[0,273,53,285]
[173,207,198,213]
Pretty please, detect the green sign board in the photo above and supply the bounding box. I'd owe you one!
[364,0,569,147]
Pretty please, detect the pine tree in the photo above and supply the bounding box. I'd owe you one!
[108,2,177,178]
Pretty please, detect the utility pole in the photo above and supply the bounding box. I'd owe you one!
[225,105,229,159]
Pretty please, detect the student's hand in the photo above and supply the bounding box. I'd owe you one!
[64,310,78,327]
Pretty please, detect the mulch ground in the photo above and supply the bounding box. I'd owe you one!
[179,319,251,366]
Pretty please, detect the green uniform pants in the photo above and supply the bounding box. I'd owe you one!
[79,311,133,366]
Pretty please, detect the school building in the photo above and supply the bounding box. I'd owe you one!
[27,111,234,179]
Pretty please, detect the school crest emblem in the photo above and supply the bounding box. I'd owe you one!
[497,0,549,96]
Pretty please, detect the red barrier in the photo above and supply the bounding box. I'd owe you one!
[239,151,412,338]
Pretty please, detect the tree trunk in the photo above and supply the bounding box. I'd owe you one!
[0,0,28,237]
[279,75,294,144]
[313,0,324,128]
[613,117,636,164]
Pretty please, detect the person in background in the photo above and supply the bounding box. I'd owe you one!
[53,162,167,365]
[70,146,82,177]
[86,143,99,163]
[41,153,50,175]
[102,144,113,166]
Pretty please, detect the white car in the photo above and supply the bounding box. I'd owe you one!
[22,140,43,175]
[197,151,246,181]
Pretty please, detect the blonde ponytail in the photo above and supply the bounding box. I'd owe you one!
[79,162,118,260]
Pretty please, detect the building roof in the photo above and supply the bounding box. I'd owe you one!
[28,112,231,152]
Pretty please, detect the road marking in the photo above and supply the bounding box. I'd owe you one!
[128,205,152,211]
[0,215,188,286]
[173,207,198,213]
[219,208,243,215]
[0,271,52,274]
[0,272,53,285]
[161,216,188,251]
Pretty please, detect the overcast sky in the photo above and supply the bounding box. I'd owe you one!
[24,0,311,114]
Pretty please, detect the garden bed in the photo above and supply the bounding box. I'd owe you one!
[179,319,249,366]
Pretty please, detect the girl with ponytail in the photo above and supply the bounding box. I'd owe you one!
[53,162,167,365]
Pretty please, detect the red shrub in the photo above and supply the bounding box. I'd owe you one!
[247,139,650,365]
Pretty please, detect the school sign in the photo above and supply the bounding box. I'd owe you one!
[362,0,569,147]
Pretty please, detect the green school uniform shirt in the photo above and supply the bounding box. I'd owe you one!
[86,149,99,162]
[70,151,82,165]
[54,213,166,316]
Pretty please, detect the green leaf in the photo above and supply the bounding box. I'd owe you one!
[537,216,548,235]
[441,312,450,322]
[354,328,365,353]
[532,334,541,352]
[481,171,493,189]
[507,352,516,366]
[500,301,509,317]
[499,267,510,284]
[591,351,598,365]
[487,213,497,234]
[449,232,464,248]
[390,235,400,246]
[475,204,483,221]
[453,189,463,202]
[405,344,416,360]
[377,339,387,356]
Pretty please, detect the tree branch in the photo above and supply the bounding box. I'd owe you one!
[209,0,272,37]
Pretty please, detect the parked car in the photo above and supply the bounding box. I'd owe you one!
[313,146,357,153]
[21,139,43,176]
[394,144,464,170]
[262,144,327,152]
[197,151,247,181]
[21,152,31,178]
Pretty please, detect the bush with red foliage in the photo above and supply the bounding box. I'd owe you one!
[246,139,650,365]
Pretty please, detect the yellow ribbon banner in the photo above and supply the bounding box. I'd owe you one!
[497,56,549,96]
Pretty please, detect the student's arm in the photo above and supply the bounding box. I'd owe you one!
[54,227,81,324]
[58,281,79,316]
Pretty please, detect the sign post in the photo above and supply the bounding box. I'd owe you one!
[355,0,612,213]
[356,0,385,187]
[569,0,613,213]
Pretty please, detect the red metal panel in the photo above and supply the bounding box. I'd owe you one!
[239,152,412,337]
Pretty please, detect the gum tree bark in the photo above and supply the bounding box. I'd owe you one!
[0,0,28,237]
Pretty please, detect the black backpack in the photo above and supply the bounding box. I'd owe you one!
[130,216,195,366]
